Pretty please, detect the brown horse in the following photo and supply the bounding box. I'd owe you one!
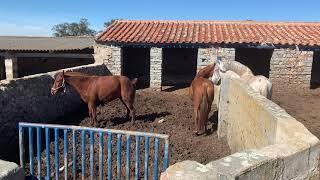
[189,76,215,135]
[51,71,138,126]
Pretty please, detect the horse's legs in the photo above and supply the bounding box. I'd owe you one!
[193,108,199,134]
[120,98,130,119]
[88,102,97,127]
[123,99,135,122]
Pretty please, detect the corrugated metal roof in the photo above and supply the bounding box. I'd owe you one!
[96,20,320,46]
[0,36,95,51]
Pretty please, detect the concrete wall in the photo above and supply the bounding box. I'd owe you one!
[161,73,320,180]
[0,63,110,162]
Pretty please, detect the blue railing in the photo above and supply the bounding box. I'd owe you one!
[19,122,170,180]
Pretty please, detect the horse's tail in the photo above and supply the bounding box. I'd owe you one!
[197,85,208,134]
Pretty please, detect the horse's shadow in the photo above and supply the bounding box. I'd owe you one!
[205,110,218,136]
[108,111,171,126]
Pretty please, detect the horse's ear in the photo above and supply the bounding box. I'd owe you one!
[62,70,65,76]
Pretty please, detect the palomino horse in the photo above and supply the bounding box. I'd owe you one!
[51,71,138,126]
[190,74,215,135]
[213,58,273,99]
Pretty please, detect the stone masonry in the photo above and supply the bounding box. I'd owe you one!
[93,44,112,64]
[197,47,235,72]
[94,44,122,75]
[270,48,313,89]
[197,48,216,72]
[150,47,163,90]
[109,46,122,75]
[221,48,236,62]
[4,54,18,79]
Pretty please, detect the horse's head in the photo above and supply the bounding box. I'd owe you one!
[51,71,66,95]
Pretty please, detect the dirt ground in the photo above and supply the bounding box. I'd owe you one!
[26,87,230,179]
[272,88,320,139]
[25,86,320,179]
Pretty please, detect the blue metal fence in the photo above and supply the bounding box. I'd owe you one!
[19,122,170,180]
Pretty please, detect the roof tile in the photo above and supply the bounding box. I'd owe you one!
[96,20,320,46]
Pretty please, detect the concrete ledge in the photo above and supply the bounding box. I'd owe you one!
[0,159,24,180]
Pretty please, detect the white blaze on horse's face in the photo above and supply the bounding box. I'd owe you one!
[211,65,221,85]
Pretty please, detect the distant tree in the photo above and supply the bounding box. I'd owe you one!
[52,18,96,37]
[104,19,122,28]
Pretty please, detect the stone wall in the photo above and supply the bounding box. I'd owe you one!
[196,47,235,72]
[197,48,216,72]
[94,44,113,67]
[150,47,162,90]
[161,73,320,180]
[0,63,110,162]
[270,48,313,89]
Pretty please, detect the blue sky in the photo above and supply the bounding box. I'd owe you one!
[0,0,319,36]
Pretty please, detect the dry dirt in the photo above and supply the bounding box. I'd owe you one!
[26,87,230,179]
[25,87,320,179]
[272,88,320,139]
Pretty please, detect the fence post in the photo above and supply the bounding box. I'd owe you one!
[19,126,25,169]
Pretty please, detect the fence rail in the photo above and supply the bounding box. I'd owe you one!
[19,122,170,180]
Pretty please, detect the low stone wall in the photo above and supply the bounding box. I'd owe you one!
[161,72,320,179]
[0,63,110,162]
[0,159,24,180]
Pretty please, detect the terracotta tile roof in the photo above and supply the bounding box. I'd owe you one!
[96,20,320,46]
[0,36,95,52]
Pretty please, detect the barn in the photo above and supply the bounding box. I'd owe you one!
[0,36,95,80]
[95,20,320,90]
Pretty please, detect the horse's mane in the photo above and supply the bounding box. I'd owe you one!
[224,60,254,76]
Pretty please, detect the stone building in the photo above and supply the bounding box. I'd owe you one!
[95,20,320,90]
[0,36,95,80]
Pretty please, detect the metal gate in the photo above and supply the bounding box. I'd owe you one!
[19,122,169,180]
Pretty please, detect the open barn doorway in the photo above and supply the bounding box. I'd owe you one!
[122,47,150,89]
[311,51,320,89]
[162,48,197,89]
[235,48,273,78]
[0,56,5,80]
